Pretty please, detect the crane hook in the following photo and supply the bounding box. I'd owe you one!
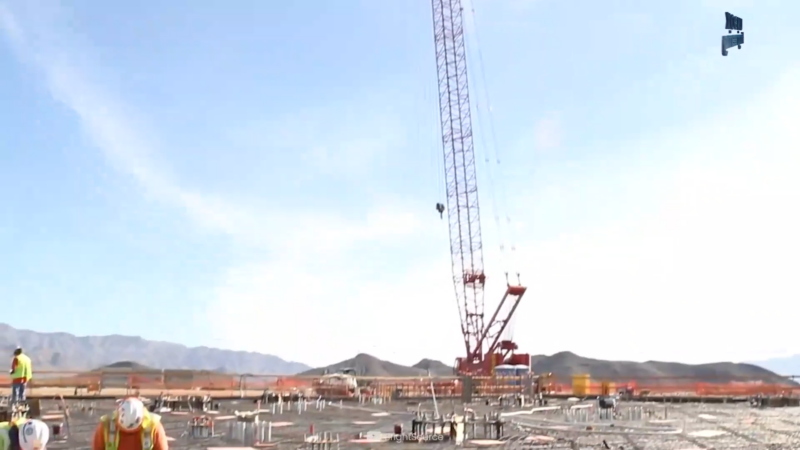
[435,202,445,219]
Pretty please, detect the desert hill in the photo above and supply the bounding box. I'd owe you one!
[530,351,789,384]
[412,358,454,376]
[298,354,452,377]
[92,361,155,372]
[304,351,791,384]
[0,323,310,374]
[299,353,427,377]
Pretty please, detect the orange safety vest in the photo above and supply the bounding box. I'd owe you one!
[100,412,160,450]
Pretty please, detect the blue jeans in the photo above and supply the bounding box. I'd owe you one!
[11,382,26,403]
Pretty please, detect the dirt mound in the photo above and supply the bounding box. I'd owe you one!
[412,359,453,376]
[95,361,155,371]
[300,353,427,377]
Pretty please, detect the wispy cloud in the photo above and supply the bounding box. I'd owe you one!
[0,4,241,237]
[44,59,260,239]
[0,4,420,246]
[0,3,435,365]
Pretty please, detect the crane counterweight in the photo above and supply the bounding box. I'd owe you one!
[430,0,529,376]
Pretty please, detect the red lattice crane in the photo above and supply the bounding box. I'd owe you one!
[430,0,529,376]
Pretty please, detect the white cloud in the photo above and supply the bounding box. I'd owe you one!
[206,253,462,368]
[505,66,800,364]
[531,112,562,152]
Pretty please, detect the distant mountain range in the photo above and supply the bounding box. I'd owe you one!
[298,353,453,377]
[304,351,791,384]
[0,323,310,374]
[526,351,790,384]
[0,323,793,384]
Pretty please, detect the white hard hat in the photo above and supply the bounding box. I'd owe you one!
[19,419,49,450]
[116,397,146,431]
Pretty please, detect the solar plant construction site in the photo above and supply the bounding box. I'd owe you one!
[0,0,789,448]
[4,387,800,450]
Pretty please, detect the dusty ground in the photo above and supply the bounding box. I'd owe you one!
[28,396,800,449]
[509,401,800,449]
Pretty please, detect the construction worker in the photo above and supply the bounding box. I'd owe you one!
[92,397,169,450]
[0,418,50,450]
[9,348,32,405]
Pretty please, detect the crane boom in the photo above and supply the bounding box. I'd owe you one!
[430,0,529,376]
[431,0,485,366]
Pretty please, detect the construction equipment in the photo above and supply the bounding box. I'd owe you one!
[430,0,529,375]
[149,393,218,412]
[598,381,618,409]
[188,415,215,438]
[534,373,554,395]
[313,369,359,398]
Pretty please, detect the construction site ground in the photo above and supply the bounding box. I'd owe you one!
[21,395,800,450]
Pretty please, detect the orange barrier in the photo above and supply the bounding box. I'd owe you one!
[0,371,796,398]
[546,378,800,397]
[695,382,800,397]
[0,371,306,393]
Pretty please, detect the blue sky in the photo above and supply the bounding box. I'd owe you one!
[1,0,798,368]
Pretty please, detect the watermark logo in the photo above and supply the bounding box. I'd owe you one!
[390,433,446,442]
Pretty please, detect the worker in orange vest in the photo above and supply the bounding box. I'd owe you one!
[92,397,169,450]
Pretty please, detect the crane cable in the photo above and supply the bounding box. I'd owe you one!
[418,44,463,328]
[464,8,505,270]
[421,74,445,206]
[464,0,520,341]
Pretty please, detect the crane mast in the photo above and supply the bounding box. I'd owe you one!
[430,0,529,376]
